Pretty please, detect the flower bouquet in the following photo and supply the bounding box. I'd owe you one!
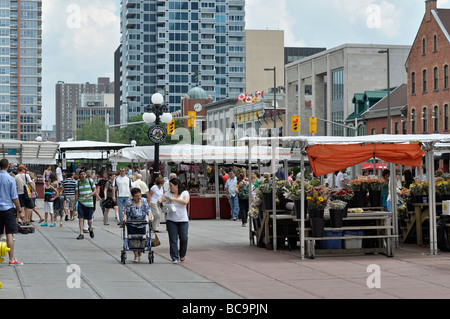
[283,181,303,200]
[306,186,329,212]
[350,179,369,192]
[367,179,384,191]
[329,188,354,201]
[328,200,347,210]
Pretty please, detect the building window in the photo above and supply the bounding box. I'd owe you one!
[422,107,427,133]
[445,65,449,89]
[395,122,399,134]
[402,121,407,134]
[411,72,416,94]
[434,105,439,132]
[434,34,437,52]
[411,109,416,134]
[434,67,439,91]
[445,104,449,131]
[423,69,427,93]
[423,38,426,55]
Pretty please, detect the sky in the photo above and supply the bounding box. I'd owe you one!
[41,0,450,130]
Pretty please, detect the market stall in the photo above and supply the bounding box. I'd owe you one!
[245,134,450,259]
[112,144,293,220]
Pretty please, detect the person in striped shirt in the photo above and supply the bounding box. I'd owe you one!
[74,170,97,240]
[62,173,77,221]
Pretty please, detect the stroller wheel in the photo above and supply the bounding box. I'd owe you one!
[149,251,154,264]
[121,251,126,264]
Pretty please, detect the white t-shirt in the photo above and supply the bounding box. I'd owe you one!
[15,173,33,195]
[164,190,189,222]
[56,167,63,182]
[113,175,131,197]
[335,172,345,189]
[150,184,164,204]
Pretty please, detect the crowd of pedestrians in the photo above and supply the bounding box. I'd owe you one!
[0,160,191,265]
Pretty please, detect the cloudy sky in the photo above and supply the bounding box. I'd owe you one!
[41,0,449,129]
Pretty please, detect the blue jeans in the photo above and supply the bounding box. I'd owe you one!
[229,195,239,219]
[116,197,129,224]
[166,220,188,261]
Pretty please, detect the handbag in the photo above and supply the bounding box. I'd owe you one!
[151,233,161,247]
[103,197,113,209]
[23,174,33,199]
[161,201,177,214]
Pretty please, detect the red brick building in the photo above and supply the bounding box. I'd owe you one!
[405,0,450,134]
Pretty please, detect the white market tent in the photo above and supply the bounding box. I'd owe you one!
[0,139,59,165]
[58,140,133,161]
[110,144,292,164]
[244,134,450,259]
[109,144,294,219]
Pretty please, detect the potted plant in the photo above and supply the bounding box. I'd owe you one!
[409,182,425,203]
[368,178,384,207]
[328,199,347,228]
[283,181,304,218]
[257,181,274,210]
[329,189,353,217]
[306,186,329,237]
[350,179,368,207]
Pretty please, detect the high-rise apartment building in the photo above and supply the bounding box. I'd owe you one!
[0,0,42,140]
[55,77,113,142]
[118,0,246,121]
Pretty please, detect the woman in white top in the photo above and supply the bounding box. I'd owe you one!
[160,178,190,264]
[150,177,164,232]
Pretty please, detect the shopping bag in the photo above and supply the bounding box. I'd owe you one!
[151,233,161,247]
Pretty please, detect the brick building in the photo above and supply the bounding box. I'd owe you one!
[405,0,450,134]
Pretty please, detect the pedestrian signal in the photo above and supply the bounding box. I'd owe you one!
[309,117,317,134]
[188,111,196,127]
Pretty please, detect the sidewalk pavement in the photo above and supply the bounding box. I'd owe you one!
[2,199,450,300]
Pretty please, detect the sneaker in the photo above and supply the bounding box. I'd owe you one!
[50,223,55,227]
[172,260,178,264]
[41,223,48,227]
[60,223,63,227]
[77,234,84,240]
[89,228,94,238]
[9,259,23,266]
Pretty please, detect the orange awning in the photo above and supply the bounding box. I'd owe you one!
[307,143,426,177]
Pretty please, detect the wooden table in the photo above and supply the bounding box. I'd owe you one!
[402,203,439,245]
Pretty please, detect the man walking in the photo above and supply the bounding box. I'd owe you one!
[62,172,77,221]
[112,167,132,226]
[0,158,25,265]
[74,170,97,240]
[225,170,239,221]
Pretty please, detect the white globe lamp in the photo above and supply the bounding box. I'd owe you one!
[143,112,156,123]
[160,113,173,124]
[151,93,164,105]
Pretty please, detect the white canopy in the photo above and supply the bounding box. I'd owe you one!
[0,139,59,165]
[110,144,293,164]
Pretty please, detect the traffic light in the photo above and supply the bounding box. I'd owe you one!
[309,117,317,134]
[291,116,300,132]
[167,120,175,135]
[188,111,196,127]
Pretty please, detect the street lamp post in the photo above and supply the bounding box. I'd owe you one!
[378,49,391,134]
[143,93,172,180]
[264,67,277,130]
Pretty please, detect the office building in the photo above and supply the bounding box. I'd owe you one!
[285,43,410,137]
[0,0,42,141]
[55,77,113,141]
[118,0,246,122]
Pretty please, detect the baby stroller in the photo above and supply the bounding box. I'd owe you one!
[120,221,154,264]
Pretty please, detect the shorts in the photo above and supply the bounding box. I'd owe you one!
[0,208,18,235]
[65,195,76,210]
[19,194,35,209]
[54,208,65,217]
[44,201,54,214]
[77,202,94,220]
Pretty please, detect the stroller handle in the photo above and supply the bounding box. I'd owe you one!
[124,221,151,226]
